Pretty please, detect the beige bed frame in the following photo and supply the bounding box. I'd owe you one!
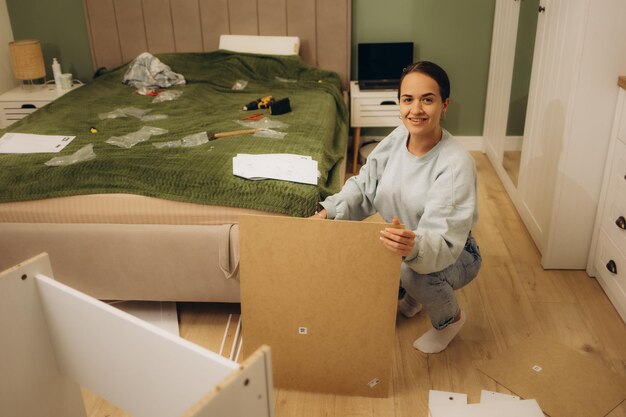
[83,0,351,90]
[0,0,351,302]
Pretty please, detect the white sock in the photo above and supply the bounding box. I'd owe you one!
[398,294,422,318]
[413,310,466,354]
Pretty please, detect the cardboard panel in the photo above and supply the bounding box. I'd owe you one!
[239,215,402,397]
[478,336,626,417]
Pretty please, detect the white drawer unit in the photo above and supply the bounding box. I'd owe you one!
[349,81,401,173]
[0,84,82,128]
[588,80,626,324]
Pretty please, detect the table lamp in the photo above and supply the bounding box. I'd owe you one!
[9,39,46,89]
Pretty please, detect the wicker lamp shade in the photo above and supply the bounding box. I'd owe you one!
[9,39,46,81]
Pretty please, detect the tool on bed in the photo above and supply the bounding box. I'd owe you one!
[242,112,264,121]
[208,128,258,140]
[243,95,274,110]
[270,97,291,115]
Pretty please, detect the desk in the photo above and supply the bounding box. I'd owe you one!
[349,81,400,173]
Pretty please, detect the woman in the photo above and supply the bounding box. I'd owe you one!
[314,61,481,353]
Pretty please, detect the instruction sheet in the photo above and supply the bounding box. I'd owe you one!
[0,133,75,153]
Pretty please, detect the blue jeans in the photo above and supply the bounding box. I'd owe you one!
[400,233,481,330]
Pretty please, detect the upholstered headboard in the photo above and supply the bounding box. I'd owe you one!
[82,0,351,89]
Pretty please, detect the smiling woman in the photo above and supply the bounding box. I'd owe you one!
[316,61,482,354]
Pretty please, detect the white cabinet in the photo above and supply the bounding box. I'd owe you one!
[588,82,626,324]
[485,0,626,269]
[349,81,400,173]
[0,84,81,128]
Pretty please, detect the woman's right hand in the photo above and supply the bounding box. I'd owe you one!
[309,209,327,219]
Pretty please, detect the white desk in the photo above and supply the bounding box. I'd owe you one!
[350,81,400,173]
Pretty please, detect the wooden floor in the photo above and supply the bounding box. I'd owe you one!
[83,152,626,417]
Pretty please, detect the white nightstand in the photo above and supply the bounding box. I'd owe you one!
[0,84,82,128]
[350,81,400,173]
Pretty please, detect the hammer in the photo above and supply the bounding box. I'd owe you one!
[208,128,257,140]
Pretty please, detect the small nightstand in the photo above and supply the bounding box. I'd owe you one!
[350,81,400,173]
[0,84,82,128]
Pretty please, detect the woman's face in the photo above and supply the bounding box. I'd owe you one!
[399,72,449,141]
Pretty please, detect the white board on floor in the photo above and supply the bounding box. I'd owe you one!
[429,399,544,417]
[0,253,274,417]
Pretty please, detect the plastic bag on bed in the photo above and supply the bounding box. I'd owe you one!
[232,79,248,91]
[121,107,152,119]
[122,52,186,89]
[45,143,96,166]
[153,132,210,149]
[99,107,150,120]
[140,114,169,121]
[235,117,289,130]
[253,128,287,139]
[152,90,183,103]
[98,108,128,120]
[106,126,169,149]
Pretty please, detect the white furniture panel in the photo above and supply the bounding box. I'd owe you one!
[0,253,274,417]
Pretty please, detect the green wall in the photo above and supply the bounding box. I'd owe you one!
[6,0,500,136]
[353,0,495,136]
[6,0,93,83]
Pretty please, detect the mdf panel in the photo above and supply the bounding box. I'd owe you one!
[199,0,230,50]
[228,0,259,35]
[286,0,316,66]
[316,0,349,88]
[84,0,123,71]
[239,215,400,397]
[171,0,205,52]
[258,0,287,36]
[114,0,148,64]
[143,0,177,53]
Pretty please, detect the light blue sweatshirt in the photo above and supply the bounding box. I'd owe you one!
[320,126,479,274]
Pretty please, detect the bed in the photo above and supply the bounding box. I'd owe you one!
[0,0,351,302]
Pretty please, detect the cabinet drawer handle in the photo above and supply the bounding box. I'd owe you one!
[21,104,36,109]
[379,100,396,105]
[606,260,617,274]
[617,216,626,230]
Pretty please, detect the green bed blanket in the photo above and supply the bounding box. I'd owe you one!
[0,51,348,217]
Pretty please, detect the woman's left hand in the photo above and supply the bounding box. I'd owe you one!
[380,217,416,257]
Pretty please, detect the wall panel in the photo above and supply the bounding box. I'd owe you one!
[143,0,176,53]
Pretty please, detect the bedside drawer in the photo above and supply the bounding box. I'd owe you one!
[594,232,626,320]
[602,190,626,258]
[0,101,50,127]
[351,97,400,127]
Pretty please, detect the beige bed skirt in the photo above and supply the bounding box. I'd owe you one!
[0,222,243,302]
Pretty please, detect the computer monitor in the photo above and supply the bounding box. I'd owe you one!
[358,42,414,90]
